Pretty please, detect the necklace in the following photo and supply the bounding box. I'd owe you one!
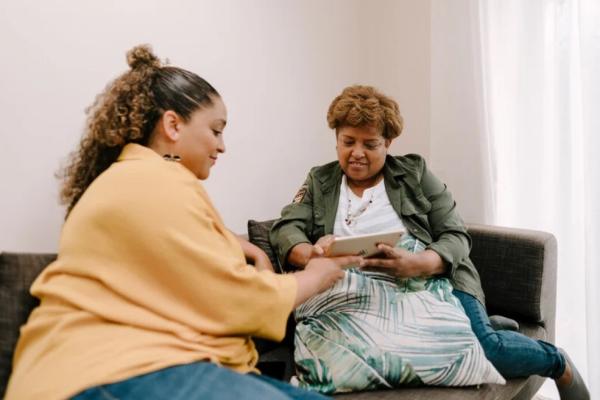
[344,186,375,227]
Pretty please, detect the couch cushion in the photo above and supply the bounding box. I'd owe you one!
[0,252,56,398]
[247,219,282,273]
[468,224,555,325]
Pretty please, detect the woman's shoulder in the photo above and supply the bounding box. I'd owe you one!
[108,143,199,188]
[112,153,197,187]
[75,156,203,218]
[307,160,341,182]
[385,153,428,177]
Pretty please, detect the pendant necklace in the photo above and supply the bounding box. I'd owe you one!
[344,185,375,227]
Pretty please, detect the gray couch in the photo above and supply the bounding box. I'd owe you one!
[1,222,557,399]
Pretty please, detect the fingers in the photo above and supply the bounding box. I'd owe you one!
[322,234,336,244]
[316,234,335,246]
[360,258,395,268]
[331,255,363,268]
[316,234,336,256]
[376,243,398,258]
[312,245,324,257]
[255,258,275,272]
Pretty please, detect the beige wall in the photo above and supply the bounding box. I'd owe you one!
[0,0,432,251]
[357,0,431,158]
[429,1,494,224]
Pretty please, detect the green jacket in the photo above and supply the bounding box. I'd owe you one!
[269,154,485,305]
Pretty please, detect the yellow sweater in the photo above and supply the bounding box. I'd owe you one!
[5,144,297,400]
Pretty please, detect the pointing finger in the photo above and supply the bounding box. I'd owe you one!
[313,245,324,256]
[332,255,363,268]
[360,258,395,268]
[377,244,397,258]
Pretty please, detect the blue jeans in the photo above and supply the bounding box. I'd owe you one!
[72,361,328,400]
[453,290,565,379]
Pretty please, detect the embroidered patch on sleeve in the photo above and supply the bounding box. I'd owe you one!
[293,184,308,204]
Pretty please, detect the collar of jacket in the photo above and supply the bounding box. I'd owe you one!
[312,155,412,192]
[382,154,429,217]
[311,155,426,234]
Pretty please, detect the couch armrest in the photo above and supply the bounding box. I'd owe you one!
[467,224,557,342]
[0,252,57,398]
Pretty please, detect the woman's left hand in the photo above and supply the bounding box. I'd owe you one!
[360,244,446,278]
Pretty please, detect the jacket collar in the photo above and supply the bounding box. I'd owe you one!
[382,155,408,188]
[314,156,415,233]
[315,155,410,191]
[313,160,343,194]
[315,155,430,228]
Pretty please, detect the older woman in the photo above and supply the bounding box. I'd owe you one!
[269,85,588,399]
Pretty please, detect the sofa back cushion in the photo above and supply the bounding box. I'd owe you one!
[0,252,56,398]
[468,225,554,324]
[247,219,282,273]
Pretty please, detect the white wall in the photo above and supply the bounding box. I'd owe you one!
[429,1,494,224]
[358,0,431,158]
[0,0,432,252]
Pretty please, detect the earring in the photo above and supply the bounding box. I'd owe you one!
[163,154,181,162]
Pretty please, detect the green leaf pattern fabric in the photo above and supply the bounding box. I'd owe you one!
[292,234,505,394]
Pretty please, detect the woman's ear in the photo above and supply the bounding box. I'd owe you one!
[161,110,181,142]
[384,138,392,148]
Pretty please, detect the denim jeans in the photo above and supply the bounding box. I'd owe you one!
[453,289,565,379]
[72,361,328,400]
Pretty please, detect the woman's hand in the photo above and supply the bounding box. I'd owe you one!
[360,244,446,278]
[303,255,350,293]
[293,255,362,307]
[314,234,336,256]
[287,235,336,268]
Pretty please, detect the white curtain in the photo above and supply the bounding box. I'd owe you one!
[477,0,600,398]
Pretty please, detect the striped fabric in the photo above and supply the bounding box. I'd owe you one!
[292,234,505,394]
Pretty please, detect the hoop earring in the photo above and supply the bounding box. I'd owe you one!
[163,154,181,162]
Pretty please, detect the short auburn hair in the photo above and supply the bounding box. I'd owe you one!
[327,85,403,140]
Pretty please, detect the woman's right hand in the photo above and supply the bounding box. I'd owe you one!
[292,255,362,307]
[287,235,337,268]
[314,234,336,256]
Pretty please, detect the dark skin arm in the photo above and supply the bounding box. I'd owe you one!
[286,235,336,269]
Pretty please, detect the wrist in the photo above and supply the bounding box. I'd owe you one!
[292,268,322,307]
[288,242,313,268]
[417,250,445,276]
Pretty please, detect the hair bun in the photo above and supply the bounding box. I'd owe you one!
[126,44,161,70]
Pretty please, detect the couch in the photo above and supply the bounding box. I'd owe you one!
[1,222,557,399]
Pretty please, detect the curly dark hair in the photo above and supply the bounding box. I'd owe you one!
[58,44,219,215]
[327,85,403,140]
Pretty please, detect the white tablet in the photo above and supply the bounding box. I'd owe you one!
[325,230,405,258]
